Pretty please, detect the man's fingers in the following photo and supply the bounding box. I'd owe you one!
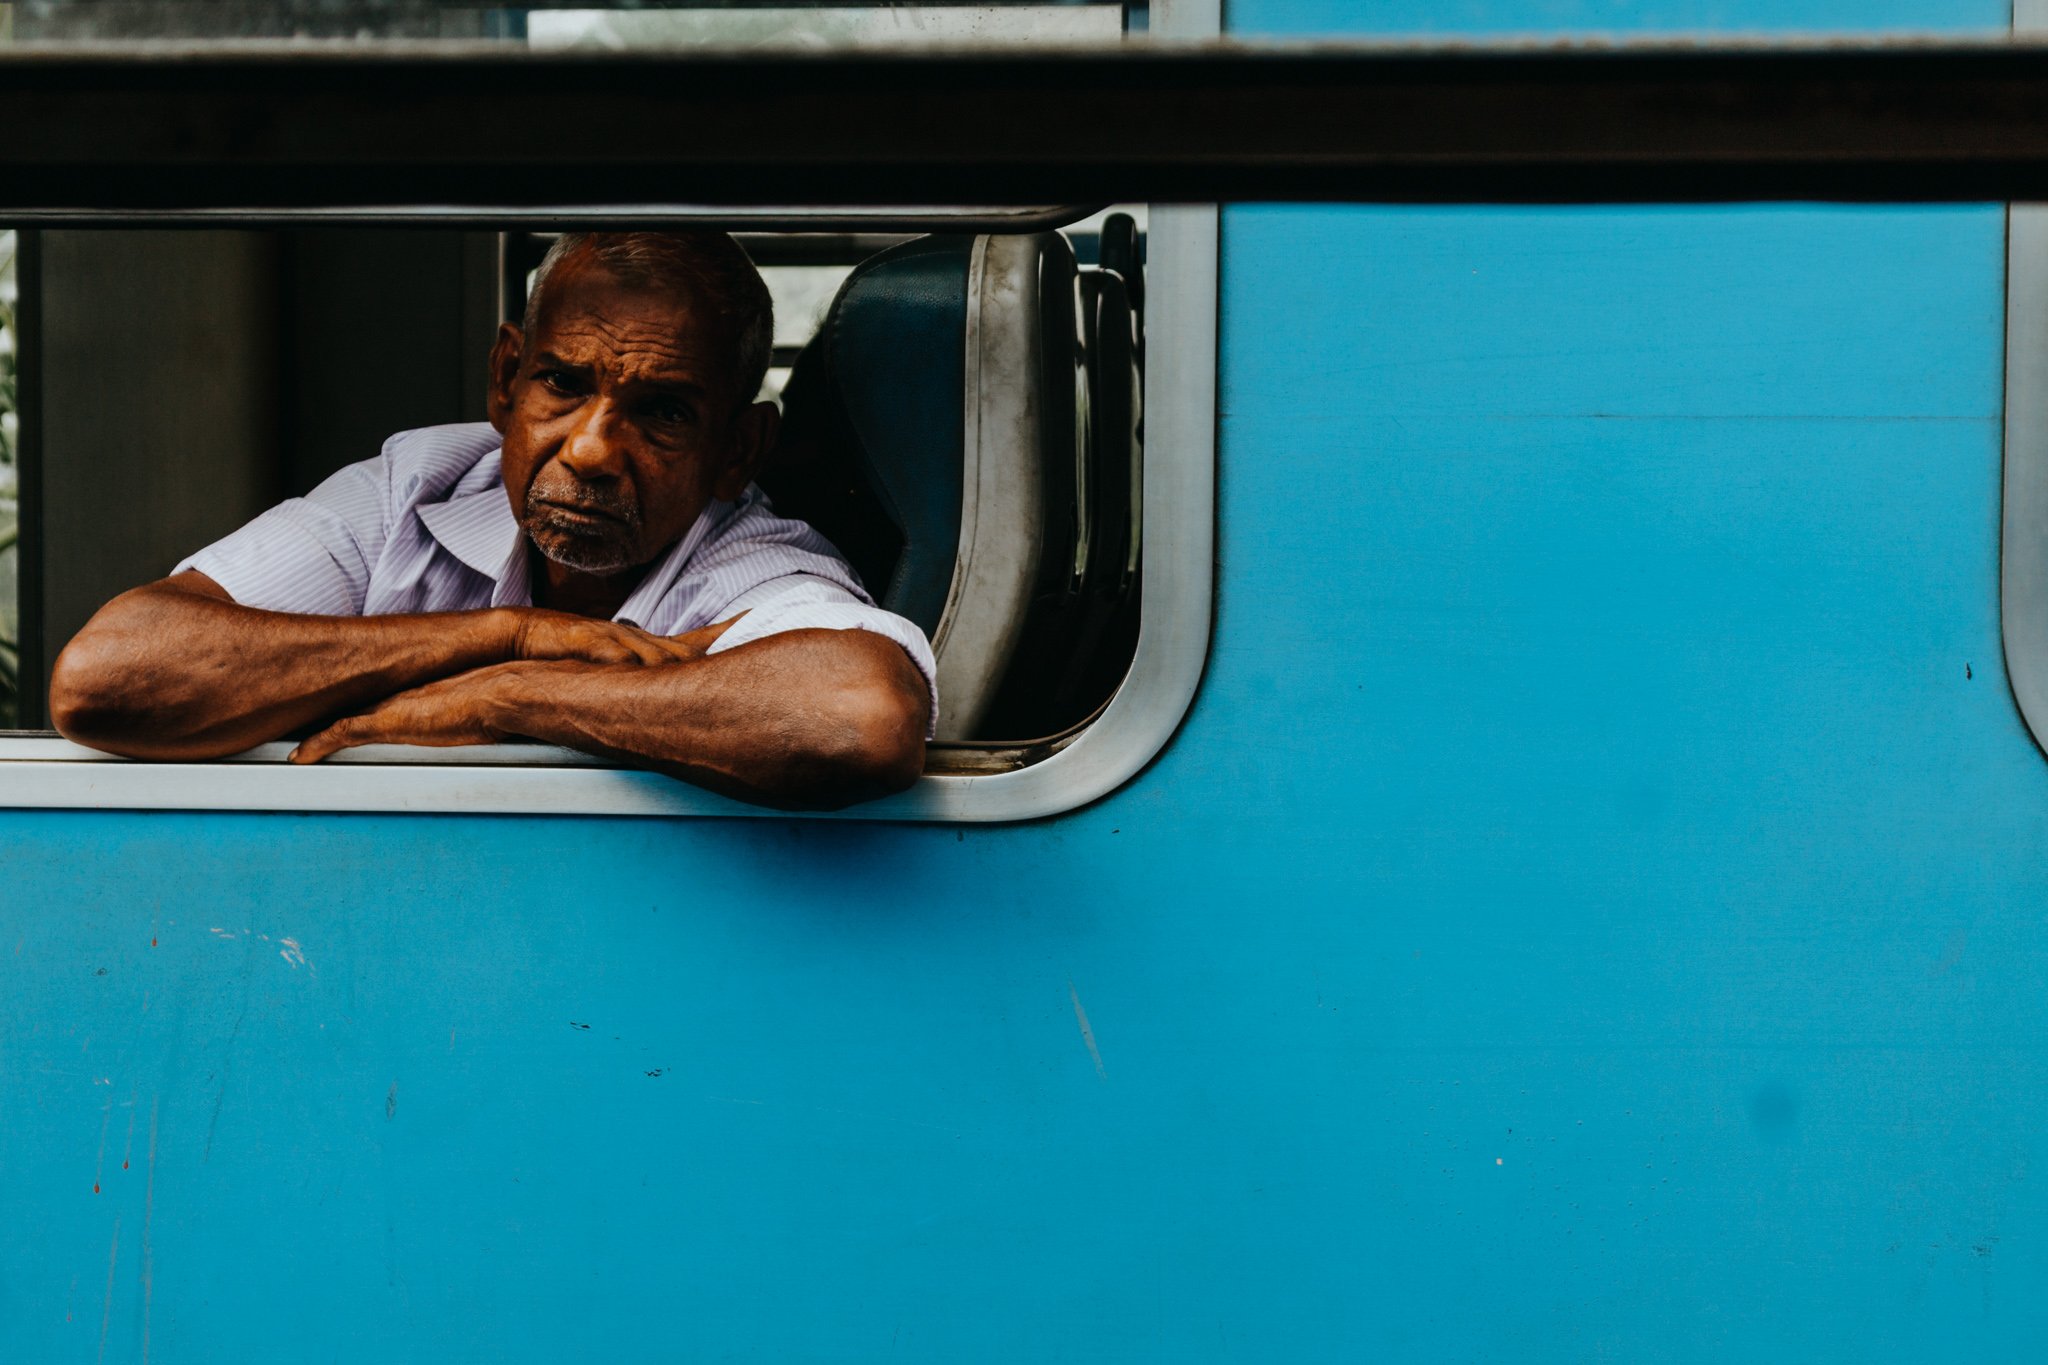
[627,636,678,665]
[650,635,708,663]
[584,627,677,666]
[664,612,748,660]
[289,715,371,764]
[520,611,744,667]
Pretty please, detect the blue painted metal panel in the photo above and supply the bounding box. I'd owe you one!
[5,2,2043,1360]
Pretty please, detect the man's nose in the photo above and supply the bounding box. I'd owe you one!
[557,400,628,480]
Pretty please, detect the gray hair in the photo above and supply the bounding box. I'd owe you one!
[522,231,775,406]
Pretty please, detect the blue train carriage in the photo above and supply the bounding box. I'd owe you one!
[4,0,2047,1360]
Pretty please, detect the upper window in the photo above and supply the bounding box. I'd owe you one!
[0,2,1141,45]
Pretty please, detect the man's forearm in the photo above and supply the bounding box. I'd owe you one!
[492,631,928,809]
[298,629,930,810]
[49,575,527,759]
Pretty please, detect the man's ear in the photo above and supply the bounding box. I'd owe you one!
[712,401,782,502]
[486,322,524,434]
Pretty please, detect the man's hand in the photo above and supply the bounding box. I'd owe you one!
[288,663,530,763]
[290,617,745,764]
[511,611,739,666]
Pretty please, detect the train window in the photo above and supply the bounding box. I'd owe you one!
[0,6,1218,820]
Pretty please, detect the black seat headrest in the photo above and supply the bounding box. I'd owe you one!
[764,235,974,637]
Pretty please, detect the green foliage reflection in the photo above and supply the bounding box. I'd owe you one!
[1,228,18,727]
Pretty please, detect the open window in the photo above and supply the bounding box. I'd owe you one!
[0,2,1217,820]
[503,215,1148,747]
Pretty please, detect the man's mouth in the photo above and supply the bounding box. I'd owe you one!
[538,499,630,531]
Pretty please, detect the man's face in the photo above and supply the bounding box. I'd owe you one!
[488,258,770,578]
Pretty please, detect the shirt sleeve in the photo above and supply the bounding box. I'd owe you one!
[172,456,389,616]
[707,573,940,740]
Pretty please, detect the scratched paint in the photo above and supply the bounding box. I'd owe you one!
[1068,981,1107,1079]
[141,1097,159,1363]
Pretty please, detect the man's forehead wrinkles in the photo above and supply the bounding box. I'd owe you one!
[536,323,714,385]
[544,317,696,356]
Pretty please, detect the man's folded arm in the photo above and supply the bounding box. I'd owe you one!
[289,574,939,810]
[48,570,698,760]
[290,626,930,811]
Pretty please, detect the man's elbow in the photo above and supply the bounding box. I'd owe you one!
[853,694,929,795]
[48,615,208,756]
[47,631,145,749]
[806,683,927,808]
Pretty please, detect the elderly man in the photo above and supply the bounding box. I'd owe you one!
[48,232,933,810]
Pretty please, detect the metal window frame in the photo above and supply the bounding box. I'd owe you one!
[2004,3,2048,762]
[15,32,2048,209]
[0,0,1221,822]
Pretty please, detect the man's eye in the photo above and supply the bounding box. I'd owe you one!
[538,370,580,395]
[649,402,695,426]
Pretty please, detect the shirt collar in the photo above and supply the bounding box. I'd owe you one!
[614,500,730,629]
[414,478,530,607]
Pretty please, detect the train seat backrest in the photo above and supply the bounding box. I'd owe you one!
[767,231,1095,740]
[766,235,972,640]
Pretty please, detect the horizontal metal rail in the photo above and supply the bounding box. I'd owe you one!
[7,37,2048,211]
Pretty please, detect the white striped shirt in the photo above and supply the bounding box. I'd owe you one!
[176,422,938,733]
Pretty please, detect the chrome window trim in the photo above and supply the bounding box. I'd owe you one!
[0,2,1220,822]
[2002,204,2048,755]
[2004,4,2048,760]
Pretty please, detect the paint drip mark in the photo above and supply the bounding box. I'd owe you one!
[140,1097,159,1364]
[97,1215,122,1365]
[1068,980,1107,1079]
[386,1084,398,1120]
[204,994,251,1164]
[92,1094,113,1195]
[120,1090,138,1175]
[1930,928,1969,979]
